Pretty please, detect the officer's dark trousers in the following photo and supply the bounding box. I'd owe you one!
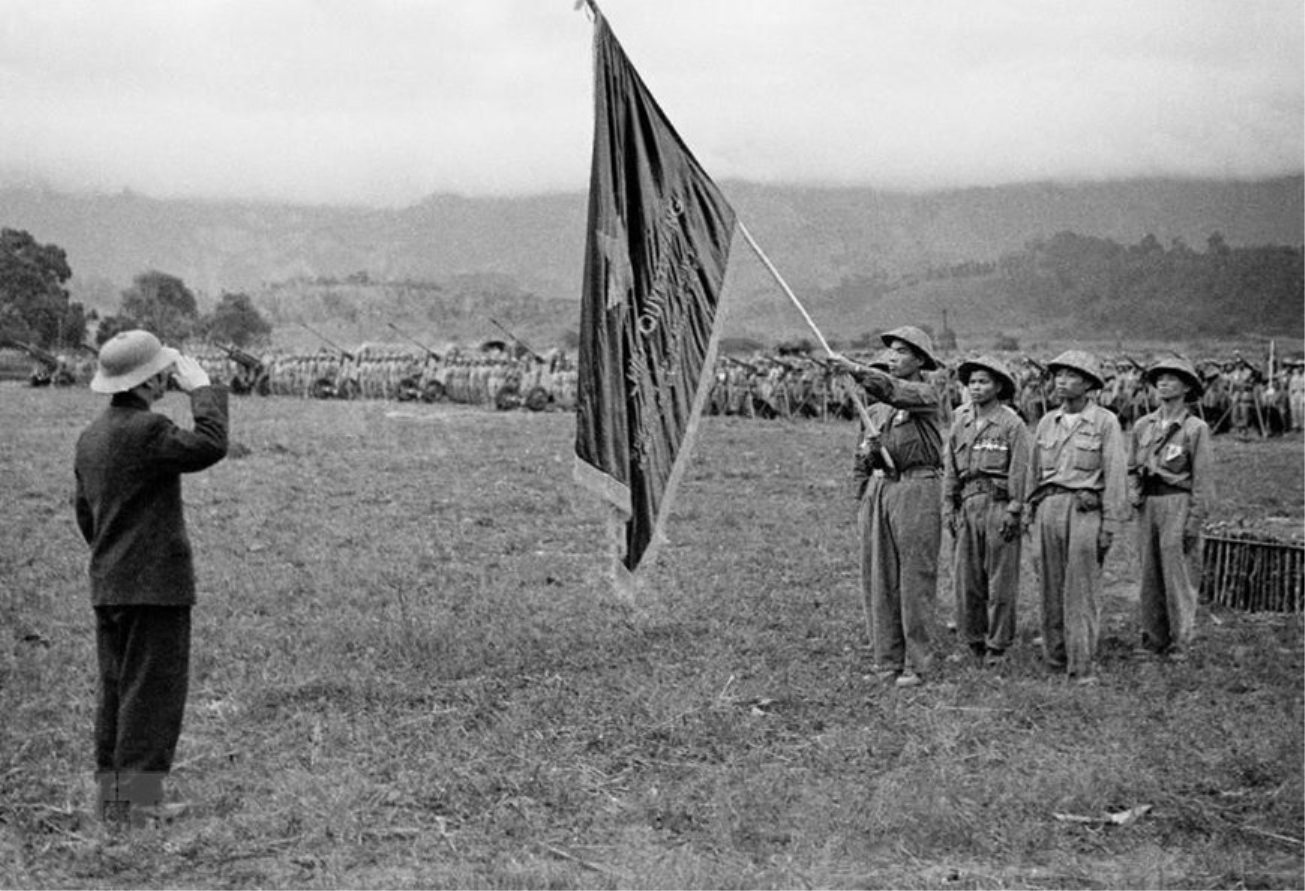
[94,605,191,807]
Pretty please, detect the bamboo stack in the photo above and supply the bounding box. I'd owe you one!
[1200,527,1304,613]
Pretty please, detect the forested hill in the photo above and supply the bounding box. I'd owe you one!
[1,176,1299,305]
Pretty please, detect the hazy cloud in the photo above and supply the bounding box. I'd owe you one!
[1,0,1299,206]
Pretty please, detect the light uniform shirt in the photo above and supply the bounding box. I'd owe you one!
[1026,401,1129,532]
[1127,407,1216,530]
[943,401,1031,515]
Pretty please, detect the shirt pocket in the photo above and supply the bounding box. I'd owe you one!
[1158,440,1188,474]
[975,438,1010,473]
[1071,431,1102,471]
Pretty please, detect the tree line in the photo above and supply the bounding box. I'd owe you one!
[0,228,272,349]
[997,231,1303,338]
[3,225,1301,353]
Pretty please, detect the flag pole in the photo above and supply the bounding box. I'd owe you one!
[735,219,880,432]
[737,220,836,358]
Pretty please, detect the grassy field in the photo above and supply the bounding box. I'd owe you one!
[1,384,1301,889]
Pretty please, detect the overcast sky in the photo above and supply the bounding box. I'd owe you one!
[2,0,1301,207]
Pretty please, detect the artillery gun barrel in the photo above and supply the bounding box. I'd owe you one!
[299,322,356,360]
[12,340,61,368]
[219,344,263,368]
[386,322,442,360]
[488,318,544,362]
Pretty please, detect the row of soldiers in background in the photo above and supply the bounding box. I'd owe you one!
[7,335,1302,436]
[709,350,1305,437]
[185,342,579,412]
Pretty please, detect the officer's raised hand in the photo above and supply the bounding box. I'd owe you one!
[171,355,212,392]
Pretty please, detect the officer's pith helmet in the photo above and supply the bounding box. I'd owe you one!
[90,330,179,394]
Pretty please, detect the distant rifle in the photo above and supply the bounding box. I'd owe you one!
[488,318,544,362]
[386,322,442,361]
[299,322,356,361]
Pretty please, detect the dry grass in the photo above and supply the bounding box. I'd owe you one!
[1,384,1301,889]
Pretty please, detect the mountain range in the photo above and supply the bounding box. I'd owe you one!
[1,176,1300,349]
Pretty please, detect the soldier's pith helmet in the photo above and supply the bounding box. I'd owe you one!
[90,330,179,394]
[1047,350,1105,391]
[880,325,940,371]
[958,355,1016,400]
[1145,355,1204,400]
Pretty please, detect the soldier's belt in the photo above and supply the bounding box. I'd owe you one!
[872,465,941,482]
[1032,484,1102,513]
[960,477,1009,501]
[1141,479,1191,498]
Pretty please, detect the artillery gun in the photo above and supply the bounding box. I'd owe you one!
[217,344,271,396]
[487,318,558,411]
[386,322,446,403]
[2,338,78,387]
[299,323,360,399]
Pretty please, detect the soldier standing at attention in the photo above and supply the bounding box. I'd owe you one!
[75,330,228,826]
[1024,350,1128,685]
[841,326,946,689]
[943,356,1031,665]
[1129,356,1215,662]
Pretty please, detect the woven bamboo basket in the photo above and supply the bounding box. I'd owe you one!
[1200,521,1304,613]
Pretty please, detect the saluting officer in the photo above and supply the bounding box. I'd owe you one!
[843,326,946,689]
[943,356,1031,665]
[1024,350,1128,685]
[75,331,228,825]
[1129,355,1215,661]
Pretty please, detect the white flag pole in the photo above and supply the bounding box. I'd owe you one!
[737,220,836,358]
[736,219,881,435]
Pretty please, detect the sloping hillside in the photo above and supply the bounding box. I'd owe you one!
[1,176,1298,304]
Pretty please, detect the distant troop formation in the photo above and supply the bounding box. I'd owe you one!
[707,349,1304,438]
[8,337,1302,438]
[184,344,579,412]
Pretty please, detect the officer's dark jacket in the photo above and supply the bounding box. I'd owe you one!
[74,386,229,606]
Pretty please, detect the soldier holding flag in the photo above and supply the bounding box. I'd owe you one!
[844,326,947,689]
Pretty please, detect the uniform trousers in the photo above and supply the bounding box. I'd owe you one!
[860,474,941,675]
[1136,493,1199,654]
[953,493,1019,654]
[1032,491,1102,677]
[94,605,191,808]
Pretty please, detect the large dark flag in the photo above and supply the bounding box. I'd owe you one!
[574,12,737,586]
